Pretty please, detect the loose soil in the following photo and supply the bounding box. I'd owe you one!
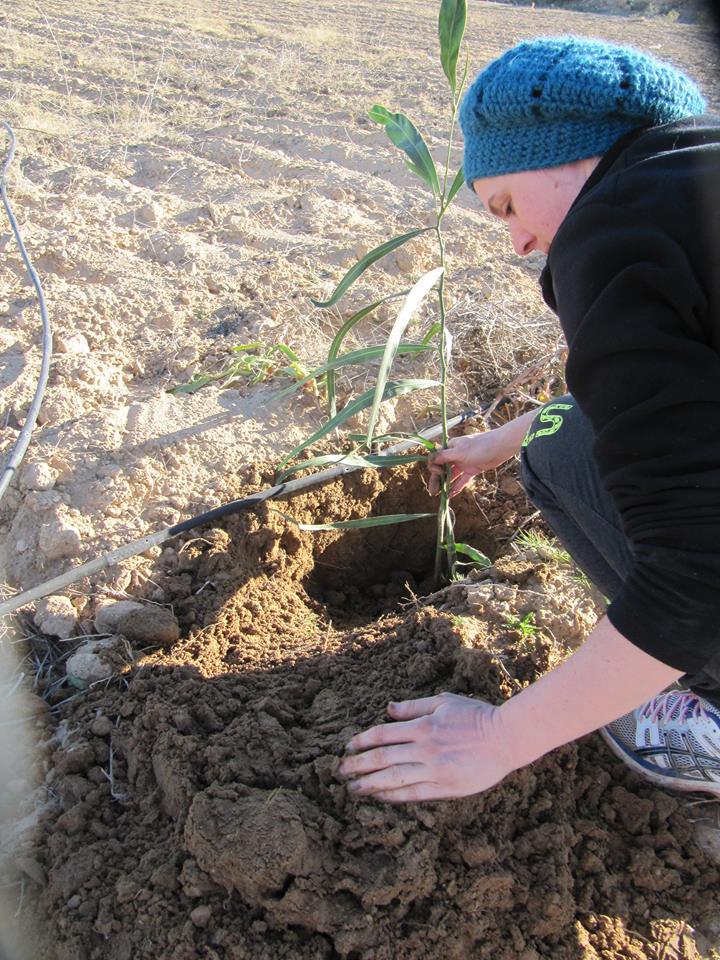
[7,466,720,960]
[2,2,720,959]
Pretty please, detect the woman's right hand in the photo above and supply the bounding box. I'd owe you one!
[428,418,530,497]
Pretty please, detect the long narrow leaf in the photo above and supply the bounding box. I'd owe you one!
[170,372,224,395]
[277,452,425,482]
[271,342,431,404]
[311,230,428,309]
[369,106,440,197]
[325,290,409,418]
[277,378,438,471]
[422,321,441,344]
[346,431,437,451]
[366,268,443,447]
[439,0,467,94]
[445,167,465,206]
[276,511,434,532]
[454,542,492,568]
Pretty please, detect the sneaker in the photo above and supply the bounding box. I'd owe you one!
[600,690,720,797]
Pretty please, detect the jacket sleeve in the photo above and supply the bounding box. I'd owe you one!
[549,196,720,675]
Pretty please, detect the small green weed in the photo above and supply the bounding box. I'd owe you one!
[513,529,595,592]
[170,342,317,396]
[512,529,572,565]
[503,611,538,641]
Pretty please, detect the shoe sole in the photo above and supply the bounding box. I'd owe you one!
[599,727,720,798]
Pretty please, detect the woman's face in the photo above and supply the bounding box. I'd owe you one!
[472,159,599,256]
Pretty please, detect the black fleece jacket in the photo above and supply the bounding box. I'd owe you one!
[540,117,720,676]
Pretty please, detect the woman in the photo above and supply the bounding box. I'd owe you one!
[339,36,720,802]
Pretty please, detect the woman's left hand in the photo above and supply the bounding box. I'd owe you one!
[337,692,516,803]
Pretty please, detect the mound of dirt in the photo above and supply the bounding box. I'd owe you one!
[16,468,720,960]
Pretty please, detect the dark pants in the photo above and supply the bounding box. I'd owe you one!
[519,395,720,709]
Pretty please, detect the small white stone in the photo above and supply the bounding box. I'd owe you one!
[54,333,90,355]
[34,595,78,639]
[20,461,58,491]
[190,904,212,928]
[66,636,122,683]
[38,521,82,560]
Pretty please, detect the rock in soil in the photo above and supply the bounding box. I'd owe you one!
[65,636,126,684]
[33,595,78,639]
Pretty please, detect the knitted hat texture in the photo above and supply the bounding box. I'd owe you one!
[460,36,706,183]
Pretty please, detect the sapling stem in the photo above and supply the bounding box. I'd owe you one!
[433,226,453,585]
[432,52,467,586]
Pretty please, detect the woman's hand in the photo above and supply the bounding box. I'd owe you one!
[427,429,519,497]
[337,693,517,803]
[428,411,537,497]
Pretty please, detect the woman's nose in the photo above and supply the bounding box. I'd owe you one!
[509,222,536,256]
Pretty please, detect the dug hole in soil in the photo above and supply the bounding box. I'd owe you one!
[22,464,720,960]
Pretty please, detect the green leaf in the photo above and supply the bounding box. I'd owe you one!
[274,343,300,362]
[346,431,437,451]
[445,166,466,206]
[422,321,441,344]
[170,373,221,395]
[454,542,492,568]
[271,342,431,404]
[277,378,438,470]
[438,0,467,94]
[275,510,434,532]
[311,230,428,309]
[325,291,409,418]
[368,106,440,197]
[366,267,443,447]
[277,452,425,482]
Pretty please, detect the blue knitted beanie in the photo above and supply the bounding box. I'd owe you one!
[460,36,706,184]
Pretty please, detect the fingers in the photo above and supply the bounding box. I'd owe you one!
[342,696,444,756]
[344,763,429,796]
[448,472,474,498]
[428,445,477,498]
[387,695,445,721]
[338,743,417,779]
[429,446,455,467]
[344,716,422,755]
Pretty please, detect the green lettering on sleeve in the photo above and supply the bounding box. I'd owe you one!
[521,402,574,447]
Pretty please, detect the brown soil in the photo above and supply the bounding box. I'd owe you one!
[12,466,719,960]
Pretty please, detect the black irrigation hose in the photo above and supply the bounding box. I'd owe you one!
[0,122,53,504]
[0,408,483,617]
